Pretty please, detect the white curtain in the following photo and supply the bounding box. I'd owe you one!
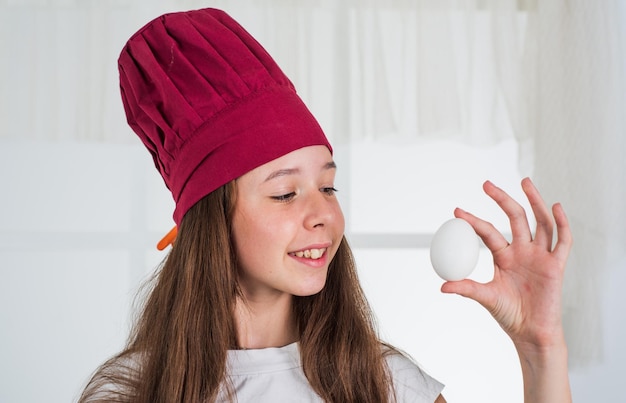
[519,0,626,367]
[0,0,521,145]
[2,0,624,367]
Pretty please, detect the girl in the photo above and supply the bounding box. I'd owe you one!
[79,8,572,402]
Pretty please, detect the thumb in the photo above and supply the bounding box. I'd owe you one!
[441,279,495,311]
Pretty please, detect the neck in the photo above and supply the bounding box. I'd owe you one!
[234,293,297,350]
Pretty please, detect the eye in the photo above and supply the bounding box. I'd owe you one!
[321,187,338,196]
[271,192,296,202]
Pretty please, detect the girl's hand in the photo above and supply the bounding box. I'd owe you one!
[441,178,572,350]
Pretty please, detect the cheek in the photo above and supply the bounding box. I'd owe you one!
[331,203,346,235]
[337,205,346,229]
[232,207,288,263]
[234,208,280,241]
[232,210,259,257]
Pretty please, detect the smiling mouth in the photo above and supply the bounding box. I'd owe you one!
[289,248,327,260]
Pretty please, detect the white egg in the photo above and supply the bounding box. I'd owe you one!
[430,218,480,281]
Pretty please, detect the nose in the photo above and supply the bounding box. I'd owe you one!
[303,190,342,230]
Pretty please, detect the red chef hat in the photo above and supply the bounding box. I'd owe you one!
[118,8,332,225]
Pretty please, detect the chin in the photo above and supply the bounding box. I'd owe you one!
[291,280,327,297]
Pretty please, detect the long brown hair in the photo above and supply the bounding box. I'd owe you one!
[78,181,394,402]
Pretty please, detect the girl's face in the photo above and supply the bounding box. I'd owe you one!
[231,145,345,300]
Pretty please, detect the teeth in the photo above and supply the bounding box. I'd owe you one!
[292,248,325,260]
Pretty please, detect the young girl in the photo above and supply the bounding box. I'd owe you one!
[79,8,572,403]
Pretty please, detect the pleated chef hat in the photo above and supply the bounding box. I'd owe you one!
[118,8,331,225]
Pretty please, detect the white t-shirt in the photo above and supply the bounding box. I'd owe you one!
[221,343,444,402]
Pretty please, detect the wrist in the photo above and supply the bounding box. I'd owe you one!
[515,337,571,403]
[513,328,568,362]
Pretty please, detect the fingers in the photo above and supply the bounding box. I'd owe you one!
[454,207,509,254]
[482,180,532,244]
[521,178,554,251]
[552,202,573,264]
[456,178,570,258]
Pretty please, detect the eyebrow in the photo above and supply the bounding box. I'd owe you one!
[264,161,337,182]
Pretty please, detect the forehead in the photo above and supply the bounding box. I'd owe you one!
[240,145,334,182]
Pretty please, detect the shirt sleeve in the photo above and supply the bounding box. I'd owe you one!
[385,351,445,403]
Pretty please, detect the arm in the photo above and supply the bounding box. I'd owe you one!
[441,178,572,403]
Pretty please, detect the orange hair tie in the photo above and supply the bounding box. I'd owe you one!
[157,226,178,251]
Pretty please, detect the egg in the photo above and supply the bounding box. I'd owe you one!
[430,218,480,281]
